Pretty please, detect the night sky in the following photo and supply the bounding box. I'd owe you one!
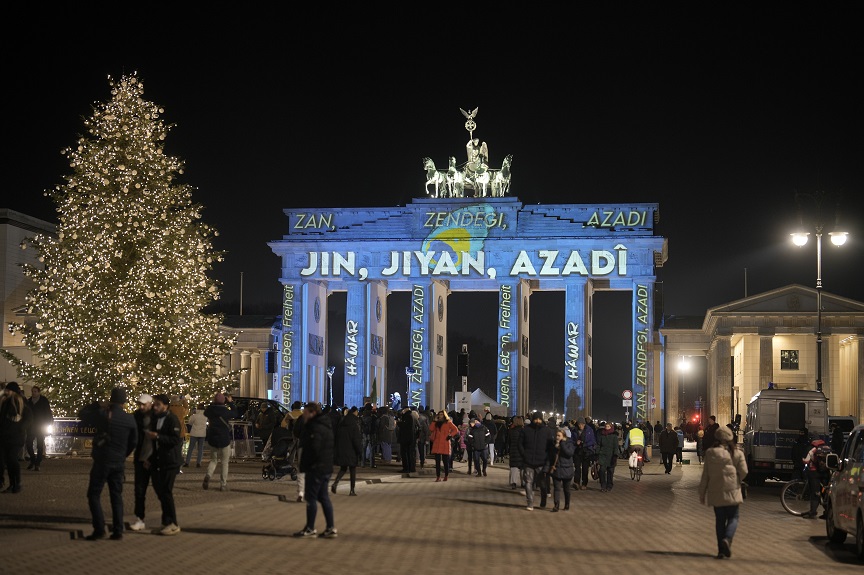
[5,9,862,419]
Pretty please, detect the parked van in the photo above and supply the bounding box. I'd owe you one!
[742,387,829,485]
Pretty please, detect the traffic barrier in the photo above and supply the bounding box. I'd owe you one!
[43,418,256,459]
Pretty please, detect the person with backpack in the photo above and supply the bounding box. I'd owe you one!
[202,392,237,492]
[801,438,831,519]
[376,406,396,463]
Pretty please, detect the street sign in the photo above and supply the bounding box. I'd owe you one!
[622,390,633,400]
[622,399,632,407]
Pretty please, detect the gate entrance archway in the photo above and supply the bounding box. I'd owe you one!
[269,196,667,421]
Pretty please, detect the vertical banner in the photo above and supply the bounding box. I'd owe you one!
[633,282,651,422]
[497,283,516,410]
[408,283,428,409]
[280,283,300,407]
[563,281,587,421]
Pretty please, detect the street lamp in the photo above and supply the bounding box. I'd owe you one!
[790,191,848,393]
[405,366,416,407]
[326,365,335,407]
[678,356,691,425]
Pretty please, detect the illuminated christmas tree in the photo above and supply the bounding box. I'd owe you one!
[1,73,236,415]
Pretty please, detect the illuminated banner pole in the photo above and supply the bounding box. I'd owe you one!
[280,283,302,407]
[563,280,587,421]
[497,282,517,414]
[408,283,429,409]
[632,281,652,422]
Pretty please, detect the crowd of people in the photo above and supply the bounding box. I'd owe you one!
[19,382,857,558]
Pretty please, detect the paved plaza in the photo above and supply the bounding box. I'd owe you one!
[0,451,860,574]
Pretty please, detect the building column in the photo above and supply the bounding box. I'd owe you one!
[632,280,653,423]
[250,350,262,398]
[759,333,773,390]
[563,280,588,421]
[344,282,369,407]
[711,334,733,426]
[240,350,251,396]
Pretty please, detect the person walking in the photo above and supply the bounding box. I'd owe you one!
[130,393,154,532]
[698,425,748,559]
[397,408,419,474]
[254,402,279,453]
[518,411,554,510]
[146,393,183,535]
[507,416,525,490]
[468,417,491,477]
[574,419,597,490]
[78,387,137,540]
[376,407,396,463]
[416,408,430,469]
[659,423,678,474]
[184,403,207,467]
[0,382,33,494]
[331,406,362,496]
[596,421,619,492]
[675,426,685,464]
[25,385,53,471]
[483,411,498,466]
[203,392,236,492]
[429,410,459,482]
[702,416,720,457]
[790,427,811,481]
[549,427,576,511]
[653,420,663,447]
[293,402,337,538]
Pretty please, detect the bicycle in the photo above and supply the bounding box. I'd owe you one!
[780,476,828,516]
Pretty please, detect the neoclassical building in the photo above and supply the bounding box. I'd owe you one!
[660,284,864,427]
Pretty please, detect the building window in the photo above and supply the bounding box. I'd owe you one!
[780,350,799,370]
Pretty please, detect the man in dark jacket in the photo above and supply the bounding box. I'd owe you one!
[25,385,53,471]
[332,406,362,495]
[146,393,183,535]
[1,382,33,493]
[293,402,337,538]
[518,411,554,510]
[130,393,154,531]
[703,415,720,451]
[78,386,137,540]
[203,392,236,492]
[469,418,491,477]
[658,423,678,474]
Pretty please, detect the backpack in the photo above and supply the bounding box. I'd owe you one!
[812,443,832,470]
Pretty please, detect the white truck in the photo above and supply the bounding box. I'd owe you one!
[742,387,829,485]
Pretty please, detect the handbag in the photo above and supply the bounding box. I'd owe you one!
[740,481,748,500]
[590,460,600,480]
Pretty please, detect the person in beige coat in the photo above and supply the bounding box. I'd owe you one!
[698,425,748,560]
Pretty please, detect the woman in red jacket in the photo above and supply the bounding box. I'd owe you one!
[429,410,459,482]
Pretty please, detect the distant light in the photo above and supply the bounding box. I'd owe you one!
[829,231,848,246]
[678,357,691,371]
[791,232,809,247]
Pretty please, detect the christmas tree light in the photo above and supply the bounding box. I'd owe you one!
[1,73,236,415]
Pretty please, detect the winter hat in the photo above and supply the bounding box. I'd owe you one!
[715,425,733,443]
[5,381,21,394]
[110,387,128,404]
[214,392,226,404]
[559,426,572,438]
[137,393,153,404]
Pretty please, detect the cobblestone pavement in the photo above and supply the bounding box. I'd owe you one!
[0,453,861,574]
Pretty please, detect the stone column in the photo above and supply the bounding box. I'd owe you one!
[712,334,733,426]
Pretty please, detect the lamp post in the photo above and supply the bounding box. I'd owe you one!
[791,191,848,393]
[326,365,335,407]
[405,366,416,408]
[678,356,691,425]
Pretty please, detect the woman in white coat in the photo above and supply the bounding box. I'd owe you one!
[698,424,748,559]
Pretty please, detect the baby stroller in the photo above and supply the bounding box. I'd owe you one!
[261,427,298,481]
